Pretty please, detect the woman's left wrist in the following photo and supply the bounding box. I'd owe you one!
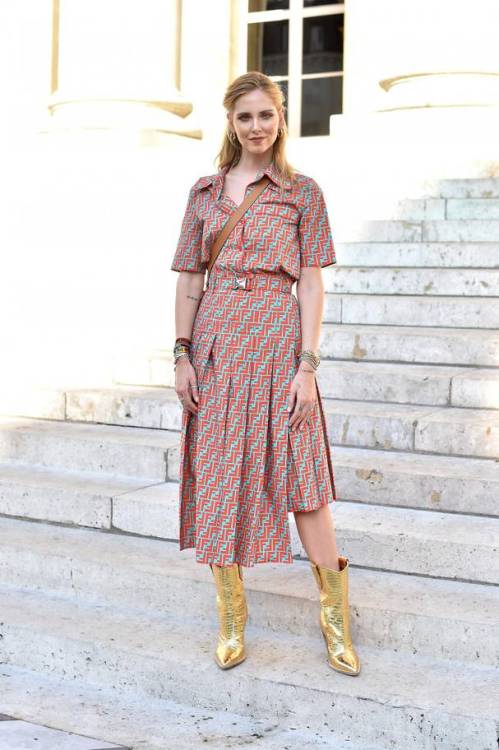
[298,360,316,374]
[298,348,320,372]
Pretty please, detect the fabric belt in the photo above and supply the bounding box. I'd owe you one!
[206,268,294,294]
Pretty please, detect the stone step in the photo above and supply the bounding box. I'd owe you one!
[5,370,499,433]
[323,323,499,367]
[106,484,499,585]
[5,398,499,474]
[0,698,126,750]
[0,384,177,421]
[1,585,497,749]
[0,462,155,528]
[6,364,493,428]
[326,400,499,459]
[351,197,499,222]
[419,177,499,199]
[2,397,498,472]
[447,368,499,409]
[1,440,496,537]
[319,361,499,408]
[334,241,499,268]
[328,501,499,585]
[106,317,499,388]
[332,445,499,516]
[0,386,66,420]
[447,197,499,219]
[350,196,499,221]
[0,516,496,668]
[3,359,499,426]
[325,293,499,328]
[410,406,499,458]
[1,663,370,750]
[354,197,446,221]
[113,325,499,387]
[328,267,499,296]
[336,218,499,243]
[336,220,423,243]
[424,219,499,242]
[0,415,175,480]
[54,363,499,417]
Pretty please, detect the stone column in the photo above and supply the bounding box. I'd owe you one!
[343,0,499,113]
[377,0,499,112]
[46,0,201,140]
[327,0,499,200]
[0,0,53,145]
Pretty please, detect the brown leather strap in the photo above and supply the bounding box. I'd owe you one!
[207,175,271,276]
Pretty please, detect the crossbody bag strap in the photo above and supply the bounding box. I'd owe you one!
[207,175,271,277]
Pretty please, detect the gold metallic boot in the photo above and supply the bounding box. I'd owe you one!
[310,555,361,676]
[209,562,248,669]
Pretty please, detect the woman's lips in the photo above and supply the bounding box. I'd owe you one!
[250,137,265,141]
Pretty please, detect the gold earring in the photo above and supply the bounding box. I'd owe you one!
[228,130,238,145]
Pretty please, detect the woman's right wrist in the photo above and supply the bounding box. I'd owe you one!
[174,338,192,366]
[174,353,190,371]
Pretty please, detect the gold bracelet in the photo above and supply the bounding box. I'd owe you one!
[298,349,320,370]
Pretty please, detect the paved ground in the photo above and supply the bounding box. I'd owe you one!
[0,714,127,750]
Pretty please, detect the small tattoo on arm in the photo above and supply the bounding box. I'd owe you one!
[186,294,200,302]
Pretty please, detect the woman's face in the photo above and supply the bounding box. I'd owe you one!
[228,88,283,155]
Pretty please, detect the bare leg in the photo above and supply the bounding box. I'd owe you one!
[293,504,340,571]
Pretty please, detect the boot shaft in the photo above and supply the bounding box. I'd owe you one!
[209,562,248,640]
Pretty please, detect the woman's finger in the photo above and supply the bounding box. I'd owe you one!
[288,398,301,428]
[182,390,199,415]
[289,401,310,430]
[190,375,199,404]
[179,383,198,415]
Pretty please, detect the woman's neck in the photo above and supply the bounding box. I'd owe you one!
[230,151,274,175]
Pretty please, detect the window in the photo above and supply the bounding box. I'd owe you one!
[245,0,344,137]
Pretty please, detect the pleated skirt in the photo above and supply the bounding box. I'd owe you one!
[177,270,337,566]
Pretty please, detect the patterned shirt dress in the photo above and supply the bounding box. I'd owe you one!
[171,159,337,567]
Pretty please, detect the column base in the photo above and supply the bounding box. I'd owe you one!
[38,93,202,143]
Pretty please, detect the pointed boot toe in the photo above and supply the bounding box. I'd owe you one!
[321,630,361,675]
[214,637,246,669]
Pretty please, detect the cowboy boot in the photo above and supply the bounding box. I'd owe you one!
[309,555,361,676]
[209,561,248,669]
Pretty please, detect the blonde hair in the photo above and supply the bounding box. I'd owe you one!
[215,71,298,184]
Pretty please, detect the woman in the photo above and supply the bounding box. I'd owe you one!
[171,72,360,676]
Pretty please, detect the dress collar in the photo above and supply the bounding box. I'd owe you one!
[195,159,293,195]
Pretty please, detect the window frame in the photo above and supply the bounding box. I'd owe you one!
[241,0,345,137]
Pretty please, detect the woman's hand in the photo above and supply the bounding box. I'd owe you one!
[288,363,317,431]
[175,356,199,415]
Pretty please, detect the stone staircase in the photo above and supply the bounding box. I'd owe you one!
[0,176,498,749]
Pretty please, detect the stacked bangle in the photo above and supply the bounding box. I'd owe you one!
[298,349,320,371]
[174,337,191,366]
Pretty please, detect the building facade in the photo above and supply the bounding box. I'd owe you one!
[2,0,499,386]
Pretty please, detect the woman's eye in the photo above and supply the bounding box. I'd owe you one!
[239,114,273,120]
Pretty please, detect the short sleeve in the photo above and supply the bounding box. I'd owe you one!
[170,185,206,273]
[298,178,337,268]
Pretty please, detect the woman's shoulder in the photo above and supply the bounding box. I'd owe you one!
[291,170,322,188]
[190,171,220,193]
[290,171,324,206]
[180,173,219,206]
